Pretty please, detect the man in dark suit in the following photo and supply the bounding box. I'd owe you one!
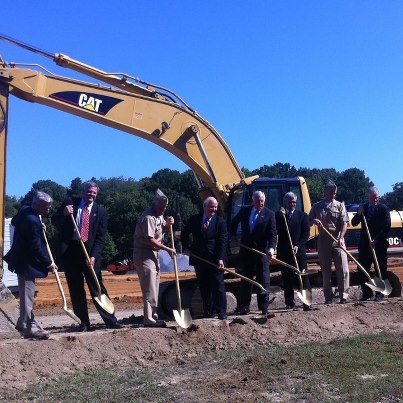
[276,192,312,311]
[182,197,228,320]
[351,186,391,301]
[52,181,120,331]
[4,191,57,339]
[230,190,277,315]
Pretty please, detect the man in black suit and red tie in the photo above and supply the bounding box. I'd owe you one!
[182,197,228,320]
[230,190,277,316]
[351,186,391,301]
[276,192,312,311]
[52,181,121,331]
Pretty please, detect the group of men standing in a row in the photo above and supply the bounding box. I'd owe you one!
[5,179,391,338]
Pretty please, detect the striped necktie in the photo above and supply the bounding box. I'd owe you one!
[81,205,90,242]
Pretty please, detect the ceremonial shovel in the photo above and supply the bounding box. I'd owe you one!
[362,216,392,296]
[190,253,281,295]
[317,224,386,294]
[170,227,192,329]
[40,217,81,324]
[70,214,115,314]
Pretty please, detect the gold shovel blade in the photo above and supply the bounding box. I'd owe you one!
[365,280,385,293]
[382,279,393,296]
[173,309,192,329]
[64,308,81,324]
[296,289,312,306]
[95,295,115,314]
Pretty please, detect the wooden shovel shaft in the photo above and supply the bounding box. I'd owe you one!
[362,215,383,279]
[170,226,182,312]
[239,243,308,276]
[40,217,66,304]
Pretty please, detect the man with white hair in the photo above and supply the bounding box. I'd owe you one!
[351,186,391,301]
[230,190,277,316]
[182,197,228,320]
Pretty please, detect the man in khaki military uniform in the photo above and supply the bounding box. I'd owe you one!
[133,189,176,327]
[309,181,350,304]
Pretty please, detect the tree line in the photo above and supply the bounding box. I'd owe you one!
[5,163,403,268]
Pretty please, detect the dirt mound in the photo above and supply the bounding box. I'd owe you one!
[0,298,402,391]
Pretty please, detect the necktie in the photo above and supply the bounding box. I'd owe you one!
[202,217,209,232]
[367,205,374,221]
[81,206,90,242]
[250,210,259,231]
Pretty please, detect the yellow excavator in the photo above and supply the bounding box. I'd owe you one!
[0,35,402,314]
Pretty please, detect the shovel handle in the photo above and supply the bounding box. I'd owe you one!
[170,226,182,312]
[40,216,67,304]
[190,253,268,293]
[239,243,307,276]
[362,215,383,279]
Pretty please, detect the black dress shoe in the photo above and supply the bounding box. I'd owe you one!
[285,304,295,310]
[203,311,214,318]
[78,324,91,332]
[239,307,250,315]
[218,314,227,320]
[325,299,333,305]
[374,294,384,302]
[144,320,167,328]
[106,322,123,329]
[303,304,312,311]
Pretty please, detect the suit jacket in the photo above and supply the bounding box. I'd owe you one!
[275,209,310,260]
[52,197,108,269]
[4,205,51,278]
[230,206,277,253]
[351,202,391,249]
[181,213,228,267]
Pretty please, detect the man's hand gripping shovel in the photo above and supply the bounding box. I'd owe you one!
[70,214,115,314]
[40,216,81,324]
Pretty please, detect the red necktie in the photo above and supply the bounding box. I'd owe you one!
[81,206,90,242]
[203,217,209,232]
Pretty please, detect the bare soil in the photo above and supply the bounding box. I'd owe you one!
[0,271,402,395]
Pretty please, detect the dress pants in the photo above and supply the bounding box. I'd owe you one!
[134,249,161,325]
[318,236,350,301]
[17,274,42,335]
[194,262,227,317]
[239,252,270,312]
[62,242,117,327]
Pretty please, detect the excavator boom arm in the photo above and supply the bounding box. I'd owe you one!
[0,64,244,208]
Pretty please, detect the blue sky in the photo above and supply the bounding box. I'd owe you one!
[2,1,403,198]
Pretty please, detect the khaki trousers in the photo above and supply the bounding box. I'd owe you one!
[318,237,350,301]
[134,249,160,325]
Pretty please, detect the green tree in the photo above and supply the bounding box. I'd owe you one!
[4,195,20,218]
[383,182,403,210]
